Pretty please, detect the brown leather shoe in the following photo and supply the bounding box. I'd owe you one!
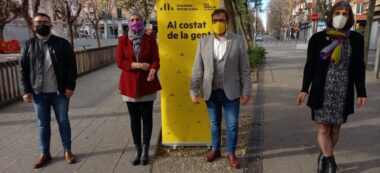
[205,149,221,162]
[64,151,76,164]
[33,154,52,169]
[227,154,240,169]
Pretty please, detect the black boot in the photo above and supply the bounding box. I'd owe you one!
[317,152,326,173]
[132,145,142,165]
[326,156,337,173]
[141,144,149,165]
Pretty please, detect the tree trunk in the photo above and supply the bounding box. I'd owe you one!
[375,30,380,78]
[0,25,5,40]
[364,0,376,65]
[19,0,30,26]
[243,1,254,46]
[223,0,237,33]
[94,21,101,48]
[143,0,149,23]
[312,0,320,34]
[18,0,34,37]
[247,19,254,45]
[254,5,259,44]
[33,0,41,15]
[231,0,250,49]
[68,22,74,48]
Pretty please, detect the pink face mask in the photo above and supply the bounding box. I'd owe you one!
[130,21,144,32]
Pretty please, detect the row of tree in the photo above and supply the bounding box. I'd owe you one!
[223,0,264,49]
[268,0,294,41]
[1,0,265,49]
[0,0,156,48]
[268,0,377,68]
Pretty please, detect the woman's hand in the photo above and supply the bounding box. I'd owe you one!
[296,92,308,105]
[147,69,156,81]
[65,89,74,99]
[140,63,151,71]
[357,97,367,108]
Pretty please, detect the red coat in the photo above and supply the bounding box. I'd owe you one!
[116,34,161,98]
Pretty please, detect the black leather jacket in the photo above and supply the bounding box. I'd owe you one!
[19,35,77,95]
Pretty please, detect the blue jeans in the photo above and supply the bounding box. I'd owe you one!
[206,89,240,154]
[32,93,72,155]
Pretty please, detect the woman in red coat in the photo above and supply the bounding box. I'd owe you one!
[116,13,161,166]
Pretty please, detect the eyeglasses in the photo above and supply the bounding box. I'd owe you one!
[212,19,226,23]
[34,20,50,25]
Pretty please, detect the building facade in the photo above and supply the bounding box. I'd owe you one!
[289,0,380,49]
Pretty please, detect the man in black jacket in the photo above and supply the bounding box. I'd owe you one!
[19,13,77,169]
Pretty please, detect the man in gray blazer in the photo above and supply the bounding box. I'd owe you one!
[190,9,252,169]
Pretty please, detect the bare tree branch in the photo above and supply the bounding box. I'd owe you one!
[33,0,41,15]
[51,0,83,47]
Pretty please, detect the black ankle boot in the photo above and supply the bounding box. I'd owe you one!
[132,145,142,165]
[326,156,337,173]
[317,152,326,173]
[141,144,149,165]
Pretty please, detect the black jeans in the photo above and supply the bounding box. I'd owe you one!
[126,101,154,146]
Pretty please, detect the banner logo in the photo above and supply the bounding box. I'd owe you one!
[160,3,174,11]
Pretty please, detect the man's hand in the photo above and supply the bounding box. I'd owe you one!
[296,92,308,105]
[191,96,200,104]
[357,97,367,108]
[65,89,74,99]
[240,95,251,105]
[22,93,32,103]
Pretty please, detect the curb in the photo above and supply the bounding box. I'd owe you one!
[149,127,162,173]
[243,62,265,173]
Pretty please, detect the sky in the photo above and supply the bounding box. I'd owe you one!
[259,0,270,32]
[249,0,270,32]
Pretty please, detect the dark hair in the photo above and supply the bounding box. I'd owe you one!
[211,9,229,22]
[326,1,354,30]
[34,13,51,22]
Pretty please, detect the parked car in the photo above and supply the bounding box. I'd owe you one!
[255,35,263,42]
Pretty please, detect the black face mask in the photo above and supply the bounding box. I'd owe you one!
[36,24,51,36]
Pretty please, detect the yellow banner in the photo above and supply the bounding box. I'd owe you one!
[157,0,220,145]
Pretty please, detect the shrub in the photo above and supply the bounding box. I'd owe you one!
[248,44,266,68]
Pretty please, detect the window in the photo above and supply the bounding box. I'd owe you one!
[117,8,122,19]
[356,3,362,14]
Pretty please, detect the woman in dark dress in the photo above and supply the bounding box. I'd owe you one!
[296,2,367,173]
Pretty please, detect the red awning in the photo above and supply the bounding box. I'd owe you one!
[355,14,367,21]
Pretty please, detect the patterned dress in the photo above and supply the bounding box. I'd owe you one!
[313,41,351,125]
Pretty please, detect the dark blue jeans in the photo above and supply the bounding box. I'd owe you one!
[206,89,240,154]
[32,93,71,155]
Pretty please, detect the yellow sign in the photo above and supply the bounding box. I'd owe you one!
[157,0,220,145]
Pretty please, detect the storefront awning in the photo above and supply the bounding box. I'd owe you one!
[300,21,326,29]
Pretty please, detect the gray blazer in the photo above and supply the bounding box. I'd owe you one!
[190,32,252,100]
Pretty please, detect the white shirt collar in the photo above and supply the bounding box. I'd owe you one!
[213,32,228,41]
[213,33,228,61]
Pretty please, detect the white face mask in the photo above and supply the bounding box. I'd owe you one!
[333,15,348,29]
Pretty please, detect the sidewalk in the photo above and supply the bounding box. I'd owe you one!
[260,44,380,172]
[0,64,161,173]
